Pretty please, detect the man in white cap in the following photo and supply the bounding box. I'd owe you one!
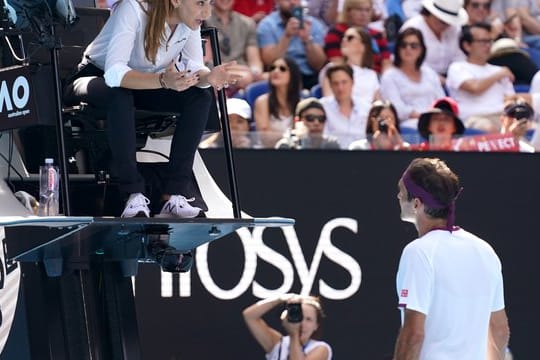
[199,98,254,148]
[400,0,467,77]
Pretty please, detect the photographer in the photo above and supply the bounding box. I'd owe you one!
[349,100,409,150]
[242,294,332,360]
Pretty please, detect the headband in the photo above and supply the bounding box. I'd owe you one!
[402,170,461,231]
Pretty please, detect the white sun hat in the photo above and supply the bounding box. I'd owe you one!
[422,0,468,26]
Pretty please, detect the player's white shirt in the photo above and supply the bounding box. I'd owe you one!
[396,228,505,360]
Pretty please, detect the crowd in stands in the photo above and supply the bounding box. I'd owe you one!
[198,0,540,151]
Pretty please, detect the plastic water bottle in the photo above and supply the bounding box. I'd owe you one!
[38,158,60,216]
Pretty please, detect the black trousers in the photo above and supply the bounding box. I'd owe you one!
[64,64,211,196]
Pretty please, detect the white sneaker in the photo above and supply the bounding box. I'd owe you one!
[156,195,203,218]
[121,193,150,218]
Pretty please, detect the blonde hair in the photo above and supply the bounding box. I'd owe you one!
[338,0,373,23]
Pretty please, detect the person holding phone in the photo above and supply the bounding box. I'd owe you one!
[349,100,409,150]
[256,0,327,89]
[500,98,536,152]
[242,294,333,360]
[63,0,241,218]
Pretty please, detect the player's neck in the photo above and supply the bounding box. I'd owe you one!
[417,217,448,237]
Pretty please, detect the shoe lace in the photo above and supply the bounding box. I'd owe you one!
[129,194,150,207]
[169,195,195,208]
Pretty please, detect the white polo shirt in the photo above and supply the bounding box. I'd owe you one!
[396,228,505,360]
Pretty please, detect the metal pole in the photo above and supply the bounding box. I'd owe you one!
[201,27,241,218]
[50,26,71,216]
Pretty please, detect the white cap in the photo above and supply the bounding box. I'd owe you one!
[45,158,54,164]
[226,98,252,120]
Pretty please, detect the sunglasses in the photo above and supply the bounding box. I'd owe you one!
[399,41,421,49]
[270,64,288,72]
[303,114,326,123]
[470,2,490,9]
[344,34,359,42]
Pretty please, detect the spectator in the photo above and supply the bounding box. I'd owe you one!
[199,98,254,149]
[349,100,410,150]
[416,97,465,150]
[324,0,392,73]
[446,23,515,132]
[464,0,503,37]
[320,64,370,148]
[233,0,274,23]
[510,70,540,149]
[488,37,538,85]
[394,157,509,359]
[257,0,327,89]
[462,0,538,84]
[500,98,536,152]
[514,0,540,50]
[308,0,340,27]
[254,57,302,148]
[380,27,445,128]
[319,27,380,104]
[243,293,333,360]
[276,98,341,149]
[205,0,265,94]
[400,0,468,78]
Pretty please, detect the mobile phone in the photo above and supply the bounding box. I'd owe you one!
[378,118,389,134]
[291,6,304,29]
[286,303,303,323]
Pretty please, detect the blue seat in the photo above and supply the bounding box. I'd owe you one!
[514,83,531,93]
[400,127,422,144]
[464,127,487,136]
[310,84,322,98]
[244,80,269,110]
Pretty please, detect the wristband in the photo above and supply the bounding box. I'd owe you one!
[159,72,168,89]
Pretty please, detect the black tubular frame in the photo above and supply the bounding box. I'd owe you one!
[201,26,241,218]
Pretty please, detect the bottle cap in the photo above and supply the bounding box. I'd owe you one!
[45,158,54,164]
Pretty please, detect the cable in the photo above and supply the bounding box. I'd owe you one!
[136,149,170,161]
[0,131,25,183]
[3,35,25,62]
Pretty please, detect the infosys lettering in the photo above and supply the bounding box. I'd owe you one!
[160,218,362,300]
[0,75,31,117]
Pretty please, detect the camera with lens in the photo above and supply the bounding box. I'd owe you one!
[286,302,303,323]
[377,118,389,134]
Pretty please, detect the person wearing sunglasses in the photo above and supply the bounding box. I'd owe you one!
[253,57,303,148]
[324,0,391,74]
[380,28,445,129]
[446,23,515,133]
[349,100,409,150]
[319,27,380,105]
[275,98,340,149]
[400,0,468,78]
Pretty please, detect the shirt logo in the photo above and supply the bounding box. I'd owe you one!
[401,289,408,297]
